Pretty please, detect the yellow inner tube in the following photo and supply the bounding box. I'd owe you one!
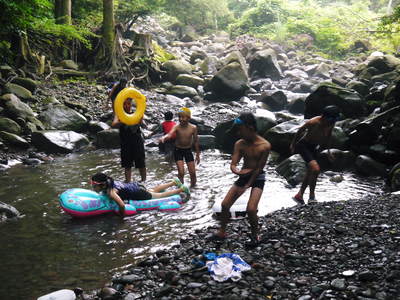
[114,87,146,125]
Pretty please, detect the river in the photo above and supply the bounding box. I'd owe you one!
[0,148,384,299]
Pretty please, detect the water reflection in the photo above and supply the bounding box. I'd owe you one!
[0,149,384,299]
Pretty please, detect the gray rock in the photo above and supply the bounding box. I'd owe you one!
[0,131,29,149]
[96,129,120,149]
[0,117,22,135]
[39,105,87,132]
[31,130,89,154]
[5,83,32,100]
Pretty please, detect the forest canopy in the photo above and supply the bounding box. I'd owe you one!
[0,0,399,66]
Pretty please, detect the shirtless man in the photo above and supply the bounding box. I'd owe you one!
[290,105,340,204]
[160,107,200,188]
[211,112,271,246]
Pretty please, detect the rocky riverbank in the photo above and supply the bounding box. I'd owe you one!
[67,193,400,300]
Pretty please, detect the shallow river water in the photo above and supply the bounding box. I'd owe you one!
[0,149,384,299]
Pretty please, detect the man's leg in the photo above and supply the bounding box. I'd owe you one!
[176,160,185,183]
[139,167,146,182]
[187,161,196,187]
[124,167,132,183]
[307,160,320,200]
[217,185,246,237]
[247,187,263,238]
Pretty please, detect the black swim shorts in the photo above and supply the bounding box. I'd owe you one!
[174,147,194,162]
[121,137,146,169]
[234,171,266,190]
[130,185,152,200]
[295,140,319,164]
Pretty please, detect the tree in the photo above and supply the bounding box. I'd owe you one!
[55,0,71,25]
[102,0,117,70]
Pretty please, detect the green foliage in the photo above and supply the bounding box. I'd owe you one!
[32,19,97,49]
[376,5,400,52]
[152,41,175,63]
[116,0,165,24]
[229,0,288,37]
[164,0,230,32]
[227,0,258,18]
[0,0,52,35]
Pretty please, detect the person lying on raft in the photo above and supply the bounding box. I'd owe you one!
[90,173,190,217]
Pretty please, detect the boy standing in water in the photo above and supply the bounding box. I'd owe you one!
[159,111,176,163]
[290,105,340,204]
[211,112,271,245]
[160,107,200,188]
[112,98,146,183]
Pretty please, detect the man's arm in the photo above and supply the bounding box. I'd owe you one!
[290,121,310,153]
[160,125,177,143]
[230,140,245,175]
[193,126,200,164]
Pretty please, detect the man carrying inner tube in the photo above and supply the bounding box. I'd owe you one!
[112,98,147,183]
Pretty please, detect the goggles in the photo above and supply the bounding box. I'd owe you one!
[90,180,105,186]
[233,118,244,125]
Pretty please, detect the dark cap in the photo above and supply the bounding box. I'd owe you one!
[322,105,340,122]
[227,112,257,134]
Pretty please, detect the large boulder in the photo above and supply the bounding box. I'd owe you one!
[348,105,400,146]
[31,130,89,153]
[95,129,120,149]
[167,85,198,98]
[263,120,302,156]
[249,49,282,80]
[5,83,32,100]
[175,74,204,88]
[259,90,287,112]
[199,56,222,75]
[304,83,366,119]
[11,77,38,93]
[248,49,282,80]
[0,117,22,135]
[355,155,388,177]
[0,131,29,149]
[204,62,249,101]
[162,60,193,82]
[318,149,357,171]
[198,135,216,149]
[388,162,400,192]
[1,93,35,120]
[276,154,307,186]
[39,105,87,132]
[367,54,400,74]
[212,119,238,153]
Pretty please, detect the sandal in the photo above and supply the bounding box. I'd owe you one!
[308,197,317,204]
[181,184,190,196]
[173,177,182,187]
[292,194,305,205]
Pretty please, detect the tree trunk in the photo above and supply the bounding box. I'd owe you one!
[131,31,153,60]
[55,0,71,25]
[103,0,117,70]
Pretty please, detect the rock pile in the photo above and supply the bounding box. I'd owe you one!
[84,193,400,300]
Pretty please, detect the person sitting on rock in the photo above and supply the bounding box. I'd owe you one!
[90,172,190,217]
[290,105,340,205]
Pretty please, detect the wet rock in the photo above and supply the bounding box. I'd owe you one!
[31,130,89,154]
